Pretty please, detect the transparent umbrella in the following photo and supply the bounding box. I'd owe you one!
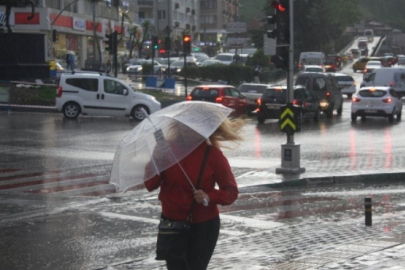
[109,101,232,193]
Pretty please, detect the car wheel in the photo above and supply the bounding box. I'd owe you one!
[337,102,343,116]
[347,94,352,99]
[313,108,320,122]
[62,102,80,119]
[351,113,357,122]
[131,105,148,121]
[397,109,402,120]
[257,116,265,124]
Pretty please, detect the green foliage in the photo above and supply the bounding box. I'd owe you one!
[359,0,405,31]
[10,84,56,106]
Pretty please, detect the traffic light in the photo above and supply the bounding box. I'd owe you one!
[52,29,58,42]
[271,46,289,70]
[152,36,159,50]
[183,35,191,55]
[105,33,113,53]
[268,0,290,45]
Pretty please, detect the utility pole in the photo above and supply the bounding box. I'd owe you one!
[275,0,305,174]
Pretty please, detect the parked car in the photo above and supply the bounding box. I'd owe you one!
[237,83,268,115]
[295,72,343,118]
[185,85,249,117]
[56,73,161,120]
[351,86,402,122]
[255,85,320,124]
[331,73,356,99]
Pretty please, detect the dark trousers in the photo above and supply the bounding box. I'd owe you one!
[166,216,220,270]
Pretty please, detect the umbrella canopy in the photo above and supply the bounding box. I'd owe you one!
[110,101,233,192]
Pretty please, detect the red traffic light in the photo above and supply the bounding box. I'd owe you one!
[183,35,191,42]
[271,0,286,12]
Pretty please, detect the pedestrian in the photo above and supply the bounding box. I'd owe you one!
[66,52,75,71]
[253,65,261,83]
[144,117,245,270]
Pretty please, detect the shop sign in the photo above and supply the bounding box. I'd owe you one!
[73,17,86,31]
[0,11,14,26]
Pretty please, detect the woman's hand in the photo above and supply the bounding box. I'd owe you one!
[194,190,210,205]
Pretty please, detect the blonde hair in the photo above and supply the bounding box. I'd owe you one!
[208,117,246,148]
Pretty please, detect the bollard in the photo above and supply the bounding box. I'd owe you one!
[365,197,372,226]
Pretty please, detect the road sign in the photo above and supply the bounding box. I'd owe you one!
[279,104,300,134]
[263,34,276,55]
[226,22,247,33]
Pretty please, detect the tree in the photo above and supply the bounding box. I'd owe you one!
[259,0,361,59]
[127,20,151,59]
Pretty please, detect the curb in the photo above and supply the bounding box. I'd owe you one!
[240,172,405,193]
[0,104,56,113]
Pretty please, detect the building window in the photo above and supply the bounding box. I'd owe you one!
[45,0,61,9]
[200,0,217,9]
[158,10,166,20]
[62,0,78,13]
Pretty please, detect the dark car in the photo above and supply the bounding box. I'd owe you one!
[326,54,342,68]
[256,86,320,124]
[325,57,340,72]
[295,72,343,118]
[186,85,249,117]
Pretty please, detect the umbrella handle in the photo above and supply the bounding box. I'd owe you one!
[203,199,208,206]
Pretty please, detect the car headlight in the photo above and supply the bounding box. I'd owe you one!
[138,67,143,71]
[177,68,181,72]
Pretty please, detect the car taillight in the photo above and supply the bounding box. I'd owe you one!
[364,68,368,73]
[298,64,302,69]
[186,95,192,100]
[56,86,63,98]
[352,97,361,103]
[215,96,223,103]
[326,92,331,98]
[390,81,395,87]
[292,99,301,105]
[382,98,392,103]
[256,98,262,106]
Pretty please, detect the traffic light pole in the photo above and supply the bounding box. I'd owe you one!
[276,0,305,174]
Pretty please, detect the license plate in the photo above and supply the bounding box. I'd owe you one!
[365,110,377,113]
[266,105,279,109]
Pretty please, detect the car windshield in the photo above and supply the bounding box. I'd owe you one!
[191,88,219,97]
[359,90,387,97]
[263,88,286,102]
[238,85,267,93]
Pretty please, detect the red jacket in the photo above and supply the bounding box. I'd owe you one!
[144,143,238,223]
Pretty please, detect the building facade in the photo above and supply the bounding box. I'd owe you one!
[0,0,139,69]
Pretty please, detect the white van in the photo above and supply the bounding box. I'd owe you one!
[298,52,325,71]
[360,67,405,97]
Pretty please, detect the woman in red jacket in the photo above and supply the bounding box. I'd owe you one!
[144,117,245,270]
